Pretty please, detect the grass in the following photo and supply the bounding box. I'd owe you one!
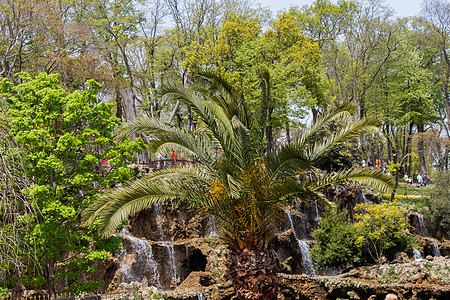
[365,182,433,212]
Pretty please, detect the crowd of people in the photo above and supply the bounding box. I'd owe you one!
[361,158,429,187]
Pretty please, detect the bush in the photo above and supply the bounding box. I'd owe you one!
[354,202,415,263]
[311,202,416,269]
[310,210,361,270]
[425,171,450,240]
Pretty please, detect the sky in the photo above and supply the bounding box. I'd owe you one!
[256,0,424,18]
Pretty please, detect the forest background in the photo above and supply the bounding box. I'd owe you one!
[0,0,447,174]
[0,0,449,293]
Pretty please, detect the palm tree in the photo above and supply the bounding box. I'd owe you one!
[82,71,393,299]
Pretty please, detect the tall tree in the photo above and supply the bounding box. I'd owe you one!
[0,72,143,293]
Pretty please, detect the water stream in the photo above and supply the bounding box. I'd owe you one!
[206,215,218,237]
[285,208,316,275]
[297,240,316,275]
[358,190,367,204]
[119,231,162,288]
[153,204,165,239]
[416,214,427,236]
[163,242,179,285]
[313,199,321,226]
[432,242,441,257]
[413,249,423,262]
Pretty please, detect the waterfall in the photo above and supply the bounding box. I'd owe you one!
[206,215,218,237]
[197,292,205,300]
[119,232,162,288]
[358,190,367,203]
[432,242,441,257]
[298,240,316,275]
[285,208,316,275]
[413,249,423,262]
[163,242,179,285]
[153,204,165,239]
[185,245,190,266]
[285,208,296,238]
[417,214,427,236]
[313,199,321,226]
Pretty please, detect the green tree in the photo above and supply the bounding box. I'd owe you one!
[425,171,450,240]
[82,71,393,299]
[0,72,143,293]
[185,10,326,149]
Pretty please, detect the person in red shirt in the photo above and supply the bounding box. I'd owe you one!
[171,150,177,166]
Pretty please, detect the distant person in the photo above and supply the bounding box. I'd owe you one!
[361,159,366,168]
[423,173,429,187]
[417,173,423,187]
[375,158,381,168]
[171,150,178,166]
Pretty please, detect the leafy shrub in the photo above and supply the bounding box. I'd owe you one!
[354,202,416,263]
[311,202,416,269]
[425,171,450,240]
[311,210,361,269]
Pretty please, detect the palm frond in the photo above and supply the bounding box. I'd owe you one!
[311,168,395,193]
[306,117,381,161]
[293,104,354,149]
[82,166,211,236]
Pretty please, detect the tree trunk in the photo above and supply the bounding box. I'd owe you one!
[229,248,278,300]
[417,124,428,175]
[120,87,149,164]
[44,257,56,297]
[187,105,193,130]
[119,87,137,122]
[405,123,413,175]
[266,108,274,153]
[311,108,318,125]
[285,121,291,145]
[385,123,392,162]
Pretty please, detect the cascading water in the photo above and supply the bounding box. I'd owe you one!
[163,242,179,285]
[285,208,296,237]
[416,214,427,236]
[432,242,441,257]
[153,204,165,239]
[313,199,321,226]
[413,249,423,262]
[358,190,367,204]
[285,208,316,275]
[119,231,162,288]
[297,240,316,275]
[197,292,205,300]
[206,215,218,237]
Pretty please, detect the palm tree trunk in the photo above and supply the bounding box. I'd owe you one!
[229,248,278,300]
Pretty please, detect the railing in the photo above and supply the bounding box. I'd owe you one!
[0,290,134,300]
[139,158,195,171]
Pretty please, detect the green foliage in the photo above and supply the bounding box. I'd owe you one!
[425,171,450,240]
[83,72,393,255]
[312,202,416,269]
[311,210,361,269]
[354,202,415,263]
[185,10,328,133]
[0,72,143,292]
